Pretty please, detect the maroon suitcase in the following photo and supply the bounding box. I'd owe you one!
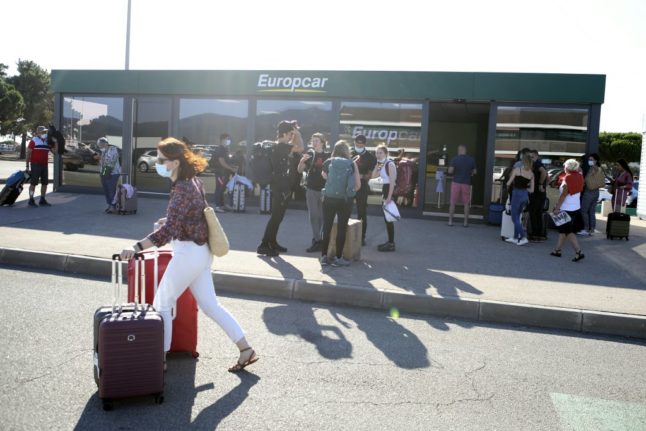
[94,255,164,411]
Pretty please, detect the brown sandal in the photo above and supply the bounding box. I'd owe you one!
[228,347,259,373]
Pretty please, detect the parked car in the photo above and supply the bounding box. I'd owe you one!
[598,187,613,203]
[62,151,85,171]
[76,143,99,164]
[0,141,16,153]
[137,150,158,173]
[626,181,639,208]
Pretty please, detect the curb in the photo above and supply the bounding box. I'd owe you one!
[1,247,645,341]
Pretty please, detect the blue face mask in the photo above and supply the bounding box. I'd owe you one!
[155,163,172,178]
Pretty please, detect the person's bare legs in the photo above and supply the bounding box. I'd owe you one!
[448,203,455,226]
[463,203,470,227]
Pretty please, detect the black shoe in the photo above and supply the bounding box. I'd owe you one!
[257,244,279,257]
[377,242,396,252]
[28,198,37,207]
[306,240,322,253]
[39,198,51,207]
[272,242,288,253]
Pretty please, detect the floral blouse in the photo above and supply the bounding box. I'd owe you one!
[148,178,208,247]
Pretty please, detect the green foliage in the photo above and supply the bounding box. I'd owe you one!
[7,60,53,135]
[598,132,642,163]
[0,79,25,131]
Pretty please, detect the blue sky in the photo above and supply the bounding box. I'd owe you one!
[3,0,645,133]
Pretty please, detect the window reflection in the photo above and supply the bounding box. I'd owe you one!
[133,98,171,193]
[255,100,333,143]
[339,101,423,207]
[61,96,124,188]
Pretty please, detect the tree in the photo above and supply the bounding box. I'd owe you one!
[598,132,642,164]
[0,78,25,132]
[7,60,53,159]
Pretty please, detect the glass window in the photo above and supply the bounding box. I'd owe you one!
[255,100,333,144]
[339,101,423,207]
[492,106,588,203]
[178,99,249,194]
[61,96,124,188]
[133,98,171,193]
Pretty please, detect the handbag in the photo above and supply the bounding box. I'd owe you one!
[195,178,229,257]
[383,201,401,222]
[550,211,571,227]
[100,165,113,176]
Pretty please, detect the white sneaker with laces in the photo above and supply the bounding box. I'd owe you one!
[517,237,529,246]
[505,238,518,244]
[576,230,589,236]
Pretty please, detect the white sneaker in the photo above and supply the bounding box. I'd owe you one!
[505,238,518,244]
[576,230,590,236]
[214,206,225,213]
[517,237,529,246]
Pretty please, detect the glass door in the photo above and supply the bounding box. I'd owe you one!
[132,98,172,193]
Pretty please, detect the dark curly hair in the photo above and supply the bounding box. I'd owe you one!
[157,137,208,181]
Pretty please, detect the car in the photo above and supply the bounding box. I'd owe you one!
[626,181,639,208]
[136,150,158,173]
[75,143,99,164]
[62,151,85,171]
[598,187,613,203]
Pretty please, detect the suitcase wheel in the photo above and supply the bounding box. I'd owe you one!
[192,351,200,359]
[102,399,114,411]
[154,393,164,405]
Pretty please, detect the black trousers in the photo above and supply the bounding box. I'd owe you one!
[354,179,370,241]
[261,187,290,245]
[528,191,546,237]
[321,197,353,258]
[383,184,395,243]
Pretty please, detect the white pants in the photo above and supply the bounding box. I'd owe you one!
[152,240,244,352]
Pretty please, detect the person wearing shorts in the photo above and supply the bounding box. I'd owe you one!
[26,125,55,207]
[448,145,476,227]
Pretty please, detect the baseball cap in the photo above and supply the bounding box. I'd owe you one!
[97,137,109,145]
[36,126,48,134]
[277,120,297,136]
[354,134,367,144]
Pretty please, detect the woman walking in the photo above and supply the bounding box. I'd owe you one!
[578,153,605,236]
[551,159,585,262]
[298,133,330,252]
[120,137,258,372]
[505,152,534,245]
[371,144,397,252]
[319,140,360,266]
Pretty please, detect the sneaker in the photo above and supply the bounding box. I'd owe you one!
[332,257,351,267]
[306,240,322,253]
[576,230,590,236]
[214,206,225,213]
[517,237,529,246]
[28,198,37,207]
[377,242,396,252]
[272,242,288,253]
[257,244,279,257]
[223,204,234,212]
[505,238,517,244]
[319,255,330,266]
[588,230,595,236]
[39,198,51,207]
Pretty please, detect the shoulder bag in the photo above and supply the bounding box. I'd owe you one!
[195,179,229,257]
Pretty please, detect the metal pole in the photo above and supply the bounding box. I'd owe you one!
[125,0,131,70]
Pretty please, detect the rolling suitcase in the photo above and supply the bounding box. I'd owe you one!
[127,250,199,357]
[500,200,515,240]
[94,255,164,411]
[606,190,630,240]
[232,182,246,212]
[0,170,29,206]
[113,174,137,215]
[259,184,271,214]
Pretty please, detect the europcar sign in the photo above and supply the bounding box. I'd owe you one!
[257,73,329,94]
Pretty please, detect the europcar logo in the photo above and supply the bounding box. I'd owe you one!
[257,74,329,94]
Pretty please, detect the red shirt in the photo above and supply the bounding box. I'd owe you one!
[564,171,584,195]
[28,137,50,166]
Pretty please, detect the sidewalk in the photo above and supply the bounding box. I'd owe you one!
[1,189,645,339]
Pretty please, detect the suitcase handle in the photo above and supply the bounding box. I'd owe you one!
[136,248,177,320]
[111,254,123,313]
[132,253,146,316]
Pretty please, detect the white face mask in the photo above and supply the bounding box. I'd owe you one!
[40,134,47,140]
[588,160,595,167]
[377,155,386,163]
[155,163,173,178]
[354,146,366,154]
[223,139,231,146]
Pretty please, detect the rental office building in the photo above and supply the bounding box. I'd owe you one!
[50,70,606,219]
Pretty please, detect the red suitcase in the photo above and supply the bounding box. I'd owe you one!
[94,255,164,411]
[127,250,199,357]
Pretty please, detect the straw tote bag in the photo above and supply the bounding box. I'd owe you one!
[195,179,229,257]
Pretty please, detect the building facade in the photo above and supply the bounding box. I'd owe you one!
[50,70,605,219]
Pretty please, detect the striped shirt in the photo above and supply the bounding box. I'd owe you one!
[28,137,50,165]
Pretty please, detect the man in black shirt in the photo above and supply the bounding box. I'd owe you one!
[257,121,304,256]
[351,134,377,245]
[528,149,548,241]
[210,133,238,213]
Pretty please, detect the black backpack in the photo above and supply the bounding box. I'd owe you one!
[251,141,273,185]
[47,124,66,155]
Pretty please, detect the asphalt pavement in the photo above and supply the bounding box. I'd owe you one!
[1,267,645,431]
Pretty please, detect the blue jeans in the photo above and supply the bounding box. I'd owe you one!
[510,189,529,239]
[100,174,119,206]
[214,175,227,207]
[580,189,599,231]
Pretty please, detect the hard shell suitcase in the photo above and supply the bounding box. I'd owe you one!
[127,250,199,357]
[260,184,271,214]
[500,202,515,240]
[232,182,246,212]
[606,190,630,240]
[94,255,164,411]
[488,202,505,225]
[0,170,29,206]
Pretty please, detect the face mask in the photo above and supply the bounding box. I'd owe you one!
[40,134,47,140]
[155,163,173,178]
[354,146,366,154]
[224,139,231,146]
[588,160,595,167]
[377,156,386,163]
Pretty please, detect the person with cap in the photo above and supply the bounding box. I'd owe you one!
[351,134,377,245]
[209,133,238,213]
[257,120,304,256]
[25,125,56,207]
[94,137,122,213]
